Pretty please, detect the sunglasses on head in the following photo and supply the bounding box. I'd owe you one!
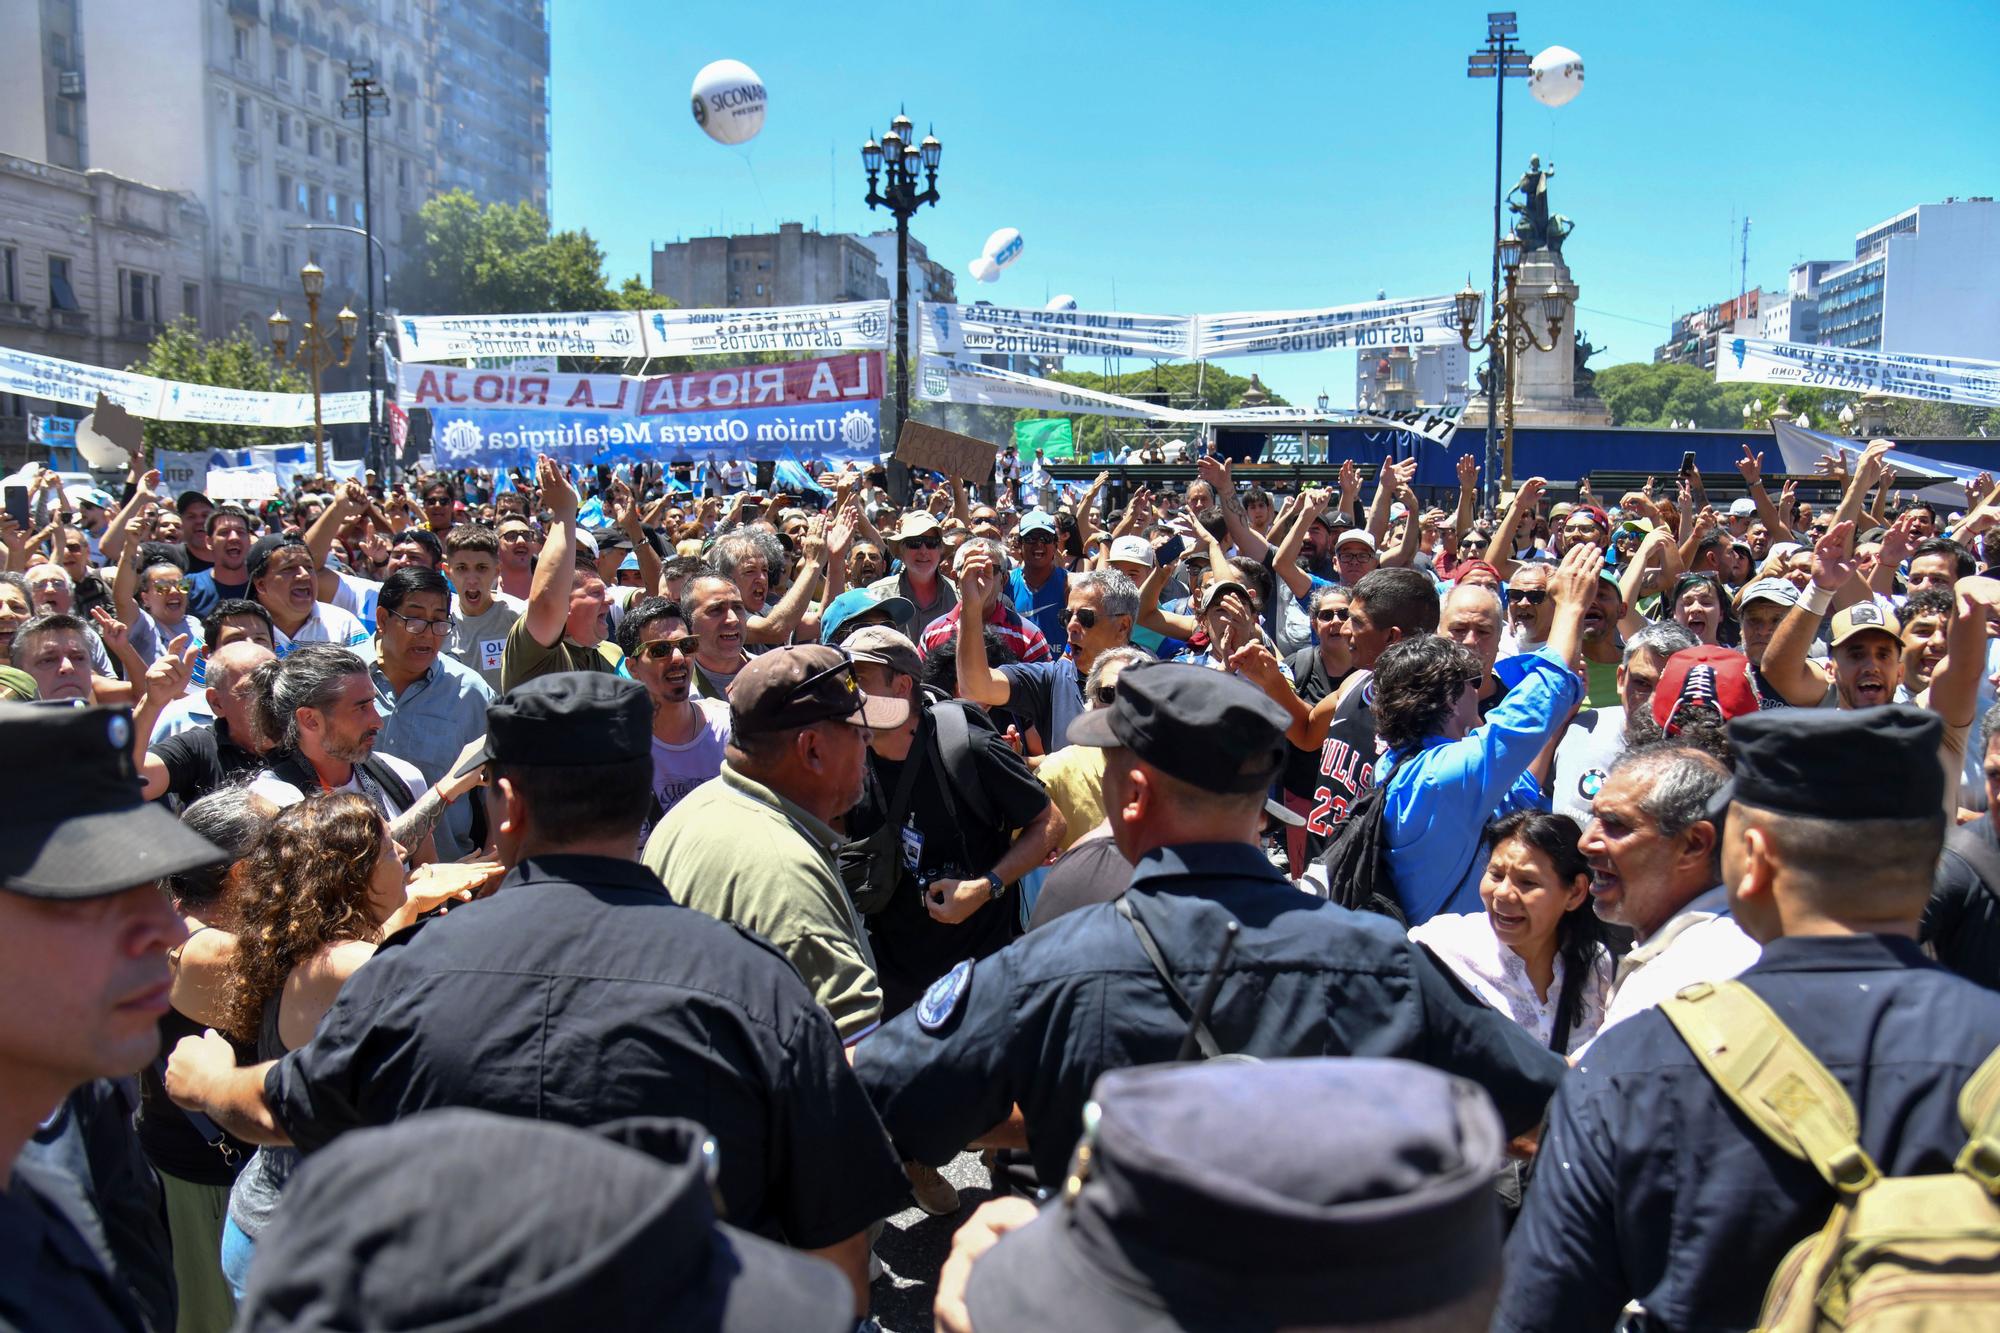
[1067,606,1098,629]
[634,635,698,661]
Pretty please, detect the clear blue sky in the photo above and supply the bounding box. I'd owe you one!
[551,0,1999,405]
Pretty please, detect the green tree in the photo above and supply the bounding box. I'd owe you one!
[395,190,620,316]
[125,318,310,454]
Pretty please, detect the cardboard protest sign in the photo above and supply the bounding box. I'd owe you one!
[895,421,997,482]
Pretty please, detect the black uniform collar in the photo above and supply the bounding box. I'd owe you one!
[504,854,669,898]
[1748,933,1931,974]
[1129,842,1288,893]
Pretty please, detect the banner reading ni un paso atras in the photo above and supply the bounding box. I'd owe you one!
[394,302,893,364]
[919,294,1461,361]
[1716,336,2000,408]
[418,351,883,467]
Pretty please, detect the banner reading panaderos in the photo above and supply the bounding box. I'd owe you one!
[0,344,370,425]
[919,354,1462,445]
[415,351,884,468]
[1014,418,1074,460]
[394,301,894,364]
[1717,336,2000,407]
[918,294,1460,361]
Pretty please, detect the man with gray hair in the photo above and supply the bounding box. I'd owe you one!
[1548,619,1698,827]
[1576,741,1759,1040]
[711,527,828,647]
[915,538,1052,663]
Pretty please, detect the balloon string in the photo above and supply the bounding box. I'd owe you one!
[739,151,772,223]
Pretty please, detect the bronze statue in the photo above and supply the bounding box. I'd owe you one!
[1573,330,1600,390]
[1507,155,1574,255]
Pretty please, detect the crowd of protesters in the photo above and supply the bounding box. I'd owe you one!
[6,431,2000,1333]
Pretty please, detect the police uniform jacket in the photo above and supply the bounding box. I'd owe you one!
[1494,934,2000,1333]
[853,842,1568,1185]
[261,854,908,1249]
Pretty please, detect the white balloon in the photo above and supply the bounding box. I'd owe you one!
[1529,46,1584,108]
[1046,294,1078,312]
[968,256,999,283]
[690,59,767,146]
[981,227,1024,270]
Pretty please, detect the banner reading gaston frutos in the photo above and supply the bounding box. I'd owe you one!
[407,351,884,466]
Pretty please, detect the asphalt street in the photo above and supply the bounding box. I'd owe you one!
[870,1151,999,1333]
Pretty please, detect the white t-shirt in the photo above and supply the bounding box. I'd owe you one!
[274,602,371,656]
[1549,706,1628,830]
[250,751,427,820]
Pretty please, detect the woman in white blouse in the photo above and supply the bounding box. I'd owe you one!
[1409,810,1613,1055]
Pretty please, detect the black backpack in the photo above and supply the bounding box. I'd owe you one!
[1313,781,1407,926]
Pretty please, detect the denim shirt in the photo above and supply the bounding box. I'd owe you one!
[1377,647,1583,925]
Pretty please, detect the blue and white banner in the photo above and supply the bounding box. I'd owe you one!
[1718,336,2000,408]
[393,301,895,364]
[154,445,366,497]
[0,344,369,425]
[424,399,882,469]
[918,293,1460,361]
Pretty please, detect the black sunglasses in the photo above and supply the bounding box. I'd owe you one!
[902,536,942,550]
[1067,607,1099,629]
[1092,684,1118,705]
[634,635,698,661]
[1511,589,1549,606]
[1314,607,1350,622]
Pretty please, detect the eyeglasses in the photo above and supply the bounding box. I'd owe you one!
[902,536,942,550]
[1510,589,1548,606]
[1020,533,1057,546]
[1461,673,1486,692]
[1314,608,1350,623]
[382,609,455,637]
[145,579,193,594]
[634,635,698,661]
[1458,540,1482,552]
[1067,607,1099,629]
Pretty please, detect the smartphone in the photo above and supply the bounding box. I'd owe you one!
[1154,533,1188,566]
[1679,451,1697,479]
[2,485,28,530]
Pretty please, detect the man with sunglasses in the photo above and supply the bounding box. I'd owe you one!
[617,597,731,847]
[870,511,957,639]
[1007,512,1070,645]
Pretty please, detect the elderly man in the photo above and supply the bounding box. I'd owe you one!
[22,563,118,679]
[870,511,956,638]
[1440,581,1505,713]
[1577,743,1759,1038]
[363,568,496,860]
[919,538,1052,663]
[645,645,908,1045]
[140,639,276,805]
[249,536,369,655]
[2,702,224,1333]
[10,611,100,703]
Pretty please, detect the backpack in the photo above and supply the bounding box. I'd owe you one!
[1659,978,2000,1332]
[1313,780,1407,925]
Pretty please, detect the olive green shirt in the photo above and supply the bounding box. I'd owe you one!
[499,614,621,693]
[642,762,883,1042]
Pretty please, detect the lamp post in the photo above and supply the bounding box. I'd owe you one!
[343,61,391,475]
[862,111,941,501]
[1456,235,1568,492]
[1466,12,1531,510]
[267,262,356,477]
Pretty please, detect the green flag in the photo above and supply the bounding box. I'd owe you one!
[1014,418,1074,460]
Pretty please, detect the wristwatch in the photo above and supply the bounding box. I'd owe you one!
[981,874,1007,902]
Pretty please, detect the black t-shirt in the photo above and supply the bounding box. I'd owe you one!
[1926,821,2000,991]
[136,1004,255,1187]
[1028,837,1133,930]
[150,720,263,809]
[1279,645,1347,808]
[1301,670,1383,861]
[852,707,1051,1014]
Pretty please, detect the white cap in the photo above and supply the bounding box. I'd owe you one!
[1728,498,1757,517]
[1335,528,1378,553]
[573,527,599,556]
[1108,535,1155,568]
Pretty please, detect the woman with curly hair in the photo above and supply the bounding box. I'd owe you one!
[219,793,497,1297]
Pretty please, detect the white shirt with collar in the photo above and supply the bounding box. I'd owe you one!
[274,601,371,656]
[1584,885,1761,1049]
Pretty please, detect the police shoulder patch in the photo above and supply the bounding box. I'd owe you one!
[916,959,974,1033]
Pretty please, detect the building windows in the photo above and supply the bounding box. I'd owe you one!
[274,45,290,82]
[296,180,309,213]
[281,242,296,276]
[238,161,254,196]
[0,247,16,303]
[397,158,410,188]
[122,270,161,325]
[183,283,201,323]
[240,231,258,273]
[54,101,73,136]
[235,95,251,130]
[306,125,318,156]
[326,190,339,222]
[308,184,322,218]
[277,172,292,209]
[276,115,289,147]
[335,134,346,167]
[352,198,364,225]
[48,257,78,310]
[233,25,252,63]
[306,60,320,94]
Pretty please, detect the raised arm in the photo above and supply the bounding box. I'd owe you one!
[953,550,1012,707]
[746,517,826,645]
[1484,476,1545,579]
[1450,454,1479,543]
[1929,576,2000,733]
[1267,490,1322,599]
[1379,480,1423,570]
[305,481,367,572]
[522,454,578,648]
[1137,557,1199,641]
[1202,455,1271,563]
[1762,521,1853,708]
[1734,445,1795,545]
[100,469,159,568]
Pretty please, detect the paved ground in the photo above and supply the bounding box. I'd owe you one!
[870,1152,998,1333]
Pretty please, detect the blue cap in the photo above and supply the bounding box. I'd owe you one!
[1016,511,1058,538]
[618,552,639,571]
[818,586,914,645]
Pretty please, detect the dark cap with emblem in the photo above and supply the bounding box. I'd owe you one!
[729,644,909,736]
[1714,703,1944,823]
[235,1109,852,1333]
[476,673,653,767]
[1066,662,1288,794]
[966,1059,1506,1331]
[1,702,226,898]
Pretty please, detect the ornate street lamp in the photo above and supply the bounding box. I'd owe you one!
[862,110,942,502]
[1456,240,1565,491]
[268,261,355,476]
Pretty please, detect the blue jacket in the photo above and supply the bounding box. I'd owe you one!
[1379,648,1581,924]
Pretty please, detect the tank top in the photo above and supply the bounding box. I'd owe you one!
[224,990,299,1238]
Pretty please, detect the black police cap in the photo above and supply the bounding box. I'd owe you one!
[1717,703,1944,823]
[476,672,653,769]
[1066,662,1289,795]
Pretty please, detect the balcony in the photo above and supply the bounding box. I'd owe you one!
[121,317,166,343]
[228,0,260,20]
[48,308,89,336]
[271,9,299,39]
[0,300,36,327]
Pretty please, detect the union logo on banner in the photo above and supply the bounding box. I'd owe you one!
[436,417,484,461]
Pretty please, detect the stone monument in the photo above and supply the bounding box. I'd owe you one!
[1466,155,1611,428]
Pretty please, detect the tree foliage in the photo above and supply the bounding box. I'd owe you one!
[395,190,638,316]
[1592,359,1999,437]
[125,318,310,453]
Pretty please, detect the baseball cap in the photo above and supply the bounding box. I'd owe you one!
[729,645,908,736]
[965,1059,1505,1332]
[475,673,652,769]
[891,511,941,544]
[1829,601,1902,648]
[1,703,227,898]
[1067,662,1287,794]
[1651,646,1760,738]
[235,1110,853,1333]
[1107,535,1155,569]
[1728,498,1758,518]
[573,526,600,557]
[817,586,913,645]
[1334,528,1378,553]
[75,485,115,511]
[1714,704,1942,824]
[842,624,924,680]
[1016,511,1058,539]
[1198,580,1253,614]
[1736,577,1799,612]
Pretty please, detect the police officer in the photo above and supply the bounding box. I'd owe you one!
[852,664,1568,1189]
[1496,706,2000,1332]
[166,673,907,1319]
[1,701,227,1333]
